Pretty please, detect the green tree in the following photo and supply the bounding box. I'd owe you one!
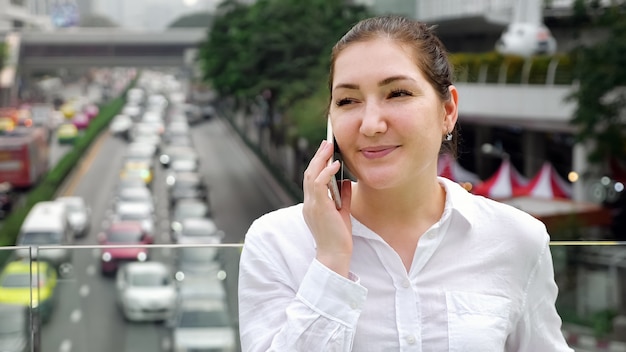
[569,4,626,165]
[198,0,370,140]
[167,12,213,28]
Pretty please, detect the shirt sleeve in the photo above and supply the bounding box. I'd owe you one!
[238,223,368,352]
[506,239,574,351]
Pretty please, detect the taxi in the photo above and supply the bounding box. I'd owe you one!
[60,102,75,119]
[0,117,15,132]
[120,161,153,186]
[0,260,58,323]
[57,123,79,144]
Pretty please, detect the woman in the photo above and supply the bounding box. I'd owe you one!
[238,15,573,351]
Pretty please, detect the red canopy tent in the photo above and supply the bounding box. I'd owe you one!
[472,159,529,199]
[513,162,572,199]
[437,154,480,185]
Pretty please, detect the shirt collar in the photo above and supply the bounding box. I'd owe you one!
[438,176,475,230]
[349,178,474,240]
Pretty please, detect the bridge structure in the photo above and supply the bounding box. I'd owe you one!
[17,28,207,72]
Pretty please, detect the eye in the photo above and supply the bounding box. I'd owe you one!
[335,98,355,107]
[389,89,413,98]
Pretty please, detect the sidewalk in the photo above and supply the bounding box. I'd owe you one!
[563,324,626,351]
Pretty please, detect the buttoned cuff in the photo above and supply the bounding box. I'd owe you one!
[297,259,368,327]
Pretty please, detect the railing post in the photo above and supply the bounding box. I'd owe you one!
[546,56,560,86]
[498,61,508,85]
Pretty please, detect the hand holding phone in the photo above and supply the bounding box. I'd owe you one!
[327,117,342,209]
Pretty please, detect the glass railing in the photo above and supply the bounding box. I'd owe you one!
[2,243,626,351]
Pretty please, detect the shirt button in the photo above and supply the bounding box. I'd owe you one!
[350,301,358,309]
[402,280,410,288]
[406,335,416,344]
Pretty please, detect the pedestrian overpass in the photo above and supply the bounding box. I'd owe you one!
[17,28,207,72]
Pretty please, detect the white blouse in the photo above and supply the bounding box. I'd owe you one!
[238,177,573,352]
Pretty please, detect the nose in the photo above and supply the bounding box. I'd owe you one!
[359,100,387,137]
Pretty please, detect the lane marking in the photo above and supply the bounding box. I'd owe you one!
[61,131,111,197]
[161,337,171,351]
[91,249,99,258]
[86,265,96,276]
[79,284,90,297]
[59,339,72,352]
[70,309,82,323]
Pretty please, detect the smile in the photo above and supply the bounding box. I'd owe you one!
[360,146,398,159]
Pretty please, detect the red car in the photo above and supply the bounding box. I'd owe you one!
[98,221,152,276]
[72,112,90,130]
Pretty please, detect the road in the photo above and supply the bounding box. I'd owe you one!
[39,116,297,352]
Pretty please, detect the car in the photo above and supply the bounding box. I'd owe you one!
[55,196,91,238]
[115,176,148,194]
[0,261,58,324]
[98,221,151,275]
[112,202,155,238]
[170,299,236,352]
[122,104,142,122]
[175,269,227,302]
[14,201,74,269]
[0,117,15,132]
[115,186,154,213]
[0,303,29,352]
[72,112,90,130]
[162,122,189,145]
[120,161,153,187]
[115,262,177,322]
[172,218,224,253]
[168,172,209,208]
[174,246,224,280]
[57,123,79,144]
[159,145,196,168]
[170,199,211,233]
[109,114,133,139]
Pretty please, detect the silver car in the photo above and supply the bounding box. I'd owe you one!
[171,299,236,352]
[55,196,91,238]
[115,262,177,322]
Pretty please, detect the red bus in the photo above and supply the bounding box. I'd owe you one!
[0,127,50,188]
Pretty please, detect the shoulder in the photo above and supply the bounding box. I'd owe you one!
[442,178,549,251]
[243,203,315,256]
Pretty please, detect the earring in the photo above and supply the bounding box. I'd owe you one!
[445,132,453,141]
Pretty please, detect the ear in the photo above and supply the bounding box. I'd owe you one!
[442,85,459,134]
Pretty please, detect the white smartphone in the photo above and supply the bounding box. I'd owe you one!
[327,116,342,209]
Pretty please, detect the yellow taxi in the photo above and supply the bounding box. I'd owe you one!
[0,260,58,323]
[60,102,75,119]
[57,123,79,144]
[0,117,15,132]
[120,161,153,186]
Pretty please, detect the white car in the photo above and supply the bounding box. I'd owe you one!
[115,187,154,213]
[171,299,236,351]
[115,262,177,322]
[113,202,155,237]
[55,196,91,238]
[109,114,133,138]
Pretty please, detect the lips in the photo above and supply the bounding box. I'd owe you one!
[360,145,398,159]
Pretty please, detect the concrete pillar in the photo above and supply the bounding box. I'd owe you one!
[573,142,592,202]
[474,125,493,179]
[522,131,546,178]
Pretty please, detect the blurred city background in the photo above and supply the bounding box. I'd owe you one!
[0,0,625,351]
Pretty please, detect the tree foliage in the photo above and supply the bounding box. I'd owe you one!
[167,12,213,28]
[198,0,370,109]
[569,3,626,164]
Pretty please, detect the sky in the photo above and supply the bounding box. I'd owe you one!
[92,0,222,30]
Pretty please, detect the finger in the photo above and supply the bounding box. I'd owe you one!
[339,179,352,216]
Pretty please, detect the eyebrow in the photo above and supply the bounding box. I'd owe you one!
[333,75,416,91]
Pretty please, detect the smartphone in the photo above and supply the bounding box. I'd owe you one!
[326,116,342,209]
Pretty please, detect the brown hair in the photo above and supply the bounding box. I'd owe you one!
[328,15,459,157]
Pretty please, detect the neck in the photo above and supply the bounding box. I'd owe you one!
[351,176,446,236]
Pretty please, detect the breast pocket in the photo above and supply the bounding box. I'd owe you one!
[446,291,511,352]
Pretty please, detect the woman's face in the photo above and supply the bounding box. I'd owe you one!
[329,37,457,190]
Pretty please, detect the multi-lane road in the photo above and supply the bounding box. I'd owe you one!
[38,116,297,352]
